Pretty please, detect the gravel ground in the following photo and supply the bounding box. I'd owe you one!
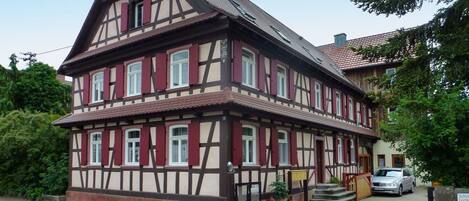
[363,186,429,201]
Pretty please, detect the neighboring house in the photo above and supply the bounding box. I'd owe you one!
[54,1,377,201]
[319,32,417,178]
[57,74,72,85]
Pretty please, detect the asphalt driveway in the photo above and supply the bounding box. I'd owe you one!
[363,186,428,201]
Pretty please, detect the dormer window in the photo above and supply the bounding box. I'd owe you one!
[131,1,144,29]
[230,0,256,23]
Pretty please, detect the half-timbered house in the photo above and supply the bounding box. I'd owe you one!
[54,1,377,200]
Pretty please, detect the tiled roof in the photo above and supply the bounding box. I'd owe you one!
[54,89,375,137]
[318,31,398,70]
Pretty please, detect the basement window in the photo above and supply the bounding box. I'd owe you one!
[271,26,291,44]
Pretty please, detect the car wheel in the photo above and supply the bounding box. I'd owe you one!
[410,183,416,193]
[398,185,403,197]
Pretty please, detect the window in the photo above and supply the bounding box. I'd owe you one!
[170,50,189,89]
[125,129,140,165]
[348,98,354,121]
[242,126,256,165]
[270,26,291,44]
[277,66,287,98]
[92,72,104,103]
[392,154,405,168]
[127,62,142,96]
[337,138,343,163]
[336,92,342,116]
[386,68,396,83]
[368,108,373,127]
[315,83,322,110]
[356,103,362,125]
[378,155,386,168]
[278,130,289,165]
[131,1,144,29]
[326,87,332,113]
[169,125,188,166]
[241,49,256,88]
[350,139,356,163]
[90,132,102,165]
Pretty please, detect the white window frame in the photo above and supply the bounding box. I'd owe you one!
[326,87,332,113]
[348,97,354,121]
[92,72,104,103]
[169,125,189,166]
[350,139,356,163]
[133,1,144,28]
[241,48,256,88]
[242,125,257,165]
[336,92,342,117]
[90,132,102,166]
[338,138,343,164]
[125,129,141,166]
[357,103,362,125]
[170,50,190,89]
[277,65,287,98]
[386,67,396,83]
[278,130,289,165]
[315,82,322,110]
[368,108,372,127]
[126,62,142,97]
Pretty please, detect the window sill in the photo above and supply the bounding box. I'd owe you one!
[165,165,189,170]
[166,85,190,93]
[88,101,104,107]
[121,165,140,170]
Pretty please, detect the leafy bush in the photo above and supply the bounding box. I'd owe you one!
[0,111,68,200]
[270,176,289,200]
[328,176,341,185]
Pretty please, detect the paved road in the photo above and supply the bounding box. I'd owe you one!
[363,186,428,201]
[0,197,27,201]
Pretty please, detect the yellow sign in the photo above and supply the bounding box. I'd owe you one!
[290,170,307,181]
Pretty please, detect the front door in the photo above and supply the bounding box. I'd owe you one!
[315,140,324,183]
[359,155,370,173]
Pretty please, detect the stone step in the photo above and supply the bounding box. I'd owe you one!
[313,190,355,200]
[313,187,346,194]
[315,183,339,189]
[310,194,356,201]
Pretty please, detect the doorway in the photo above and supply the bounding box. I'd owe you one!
[359,154,370,173]
[315,140,324,183]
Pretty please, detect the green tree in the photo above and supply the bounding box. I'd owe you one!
[0,55,71,115]
[0,111,68,200]
[351,0,469,186]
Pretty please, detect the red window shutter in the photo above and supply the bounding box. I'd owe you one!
[189,44,199,86]
[322,85,328,112]
[344,138,349,164]
[155,125,166,166]
[155,53,168,91]
[82,74,90,105]
[101,129,110,166]
[270,60,278,96]
[258,127,266,166]
[103,68,111,101]
[121,3,129,33]
[333,136,338,164]
[332,89,337,115]
[353,99,357,122]
[140,126,150,166]
[257,54,265,92]
[355,138,359,163]
[364,106,368,127]
[142,57,152,94]
[189,120,200,166]
[310,79,316,108]
[143,0,152,24]
[115,64,125,99]
[232,40,242,83]
[288,68,295,100]
[114,128,123,166]
[344,95,349,119]
[80,131,88,166]
[270,128,279,166]
[231,120,243,166]
[289,130,298,165]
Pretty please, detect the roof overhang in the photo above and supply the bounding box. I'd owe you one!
[54,89,377,137]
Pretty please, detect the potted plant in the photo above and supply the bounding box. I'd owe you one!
[270,176,289,201]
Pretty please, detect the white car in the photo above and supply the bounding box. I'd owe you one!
[371,168,416,196]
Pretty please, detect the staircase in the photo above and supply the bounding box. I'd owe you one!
[311,184,356,201]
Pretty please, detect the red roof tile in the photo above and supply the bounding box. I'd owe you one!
[318,31,398,70]
[54,88,376,137]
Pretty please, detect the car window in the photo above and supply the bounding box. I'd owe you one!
[403,170,411,176]
[375,169,402,177]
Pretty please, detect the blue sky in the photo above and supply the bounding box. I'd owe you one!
[0,1,443,69]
